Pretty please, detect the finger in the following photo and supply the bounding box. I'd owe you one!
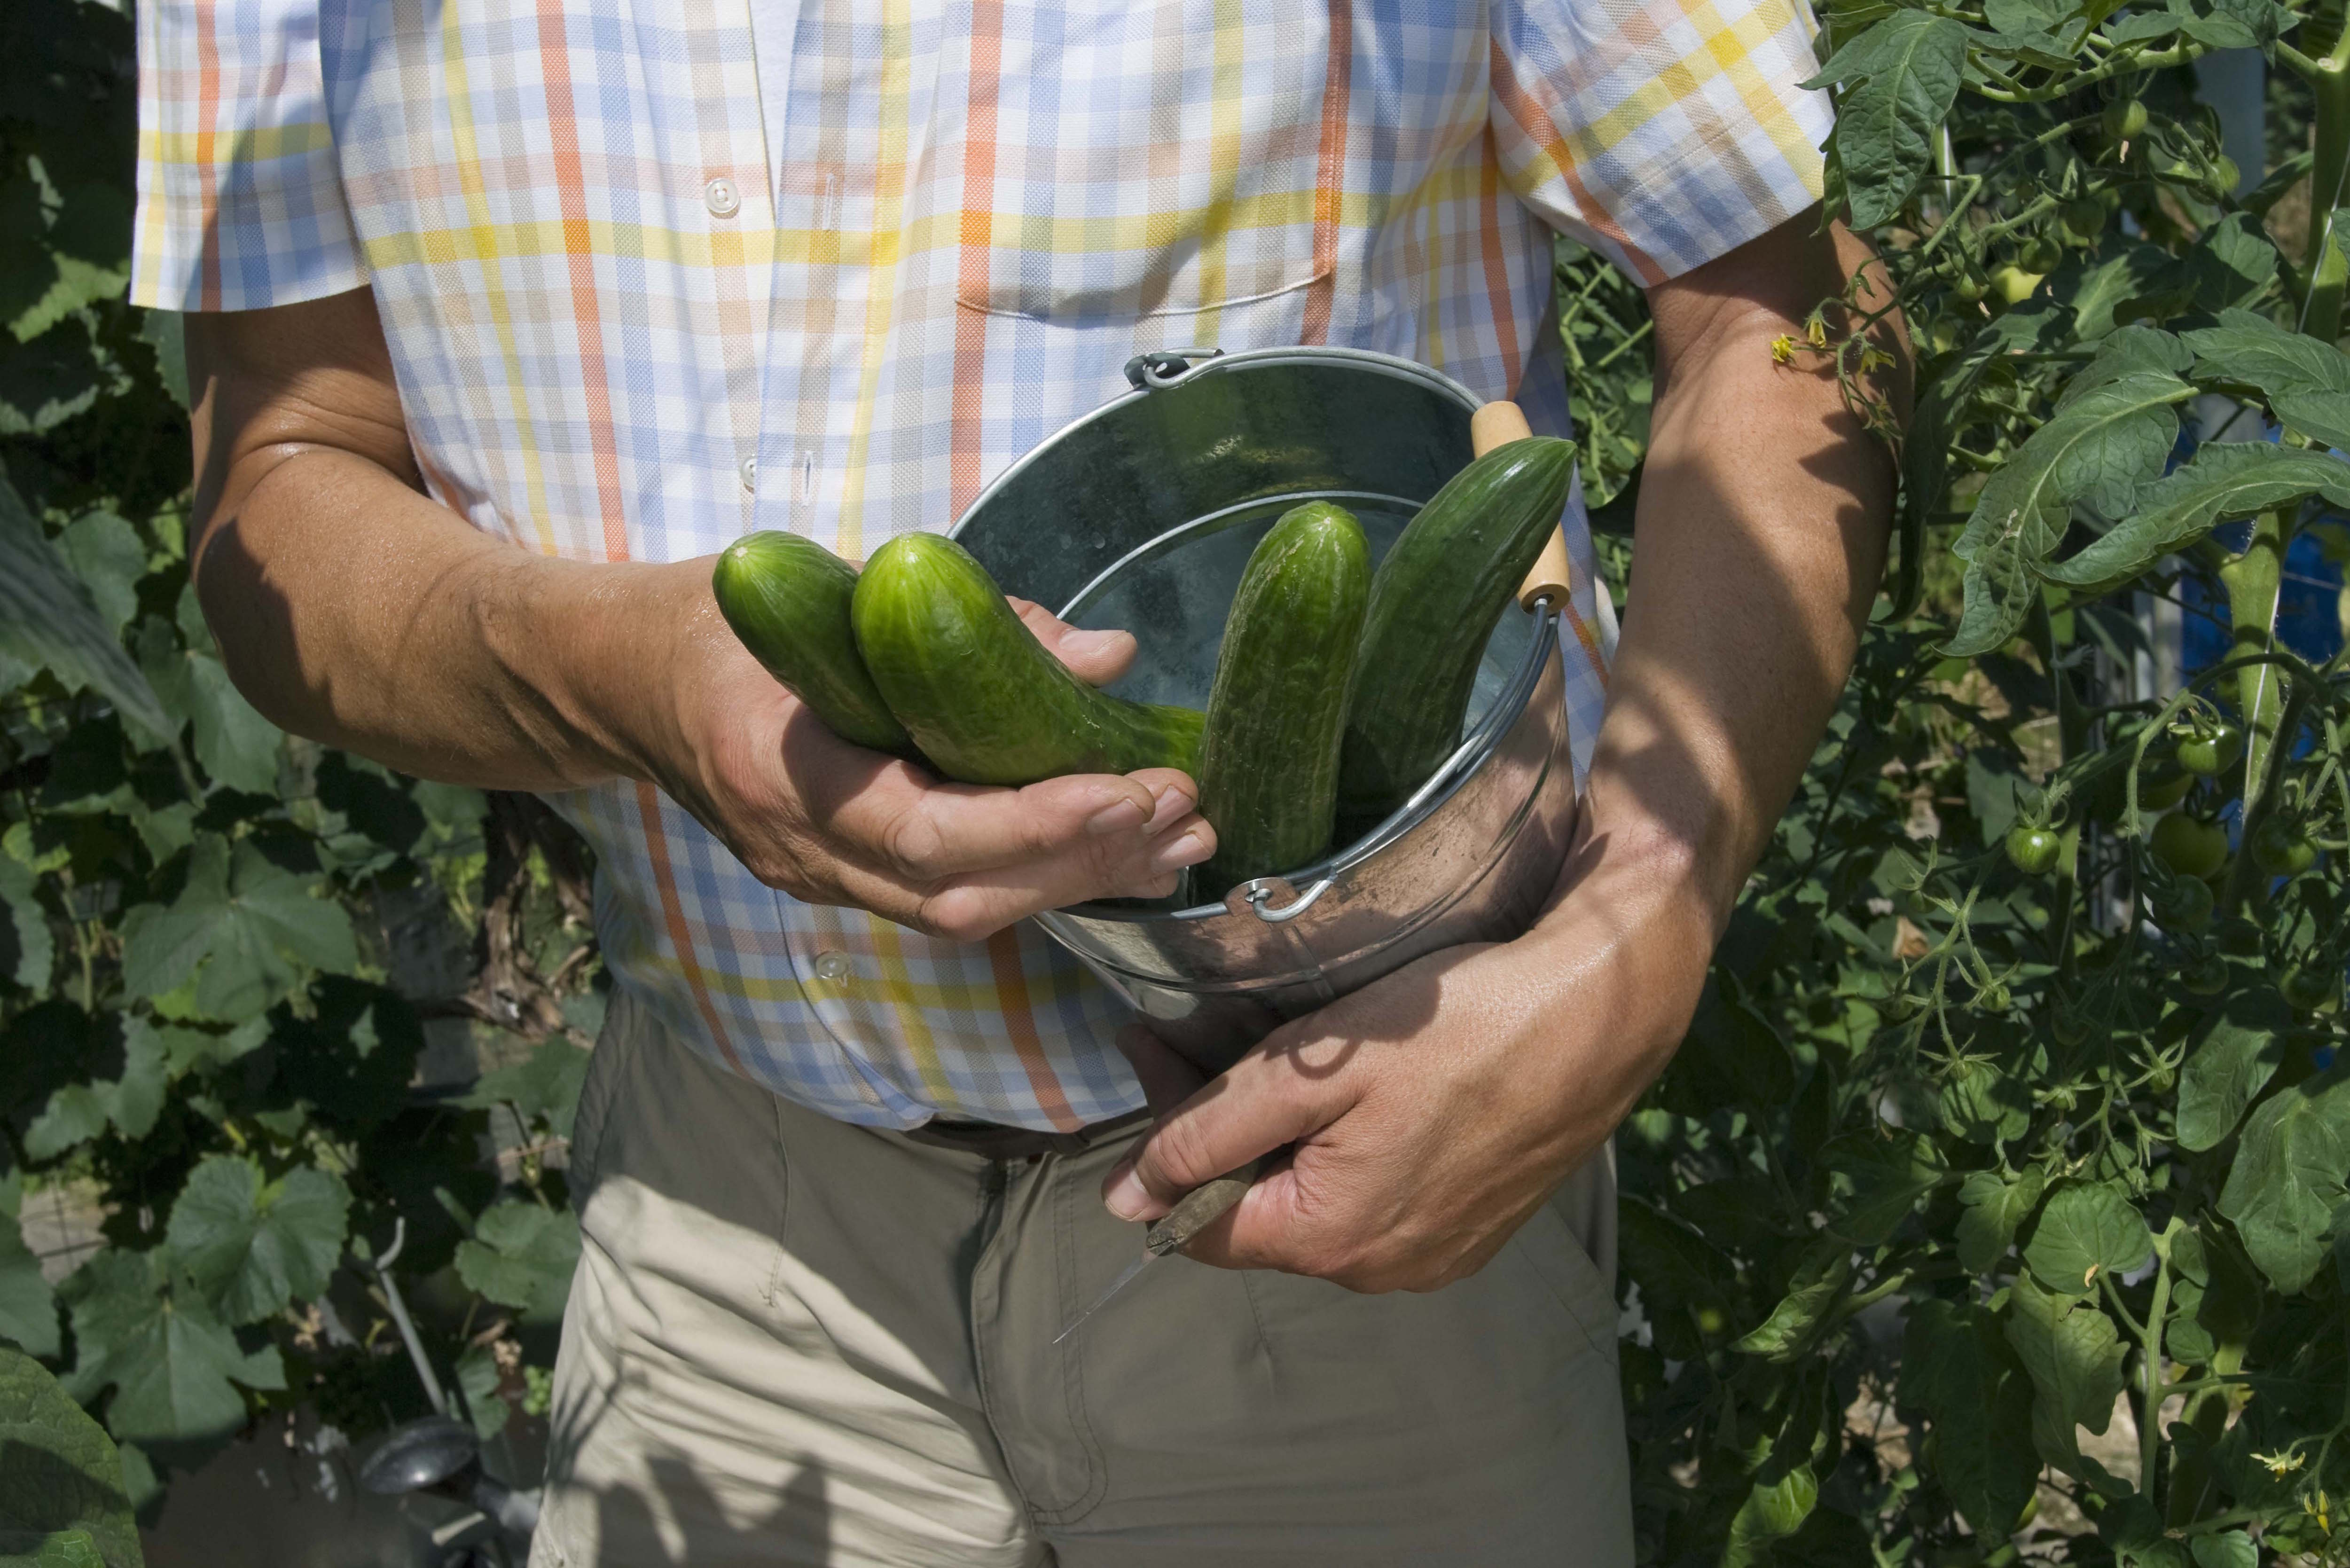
[821,765,1168,880]
[1101,1045,1356,1222]
[1114,1021,1210,1121]
[1009,597,1137,687]
[910,809,1214,941]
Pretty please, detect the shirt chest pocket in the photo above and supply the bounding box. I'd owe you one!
[934,0,1339,324]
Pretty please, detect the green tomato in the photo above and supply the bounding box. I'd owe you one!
[1989,265,2044,306]
[2020,235,2065,274]
[2061,198,2105,246]
[2103,98,2148,141]
[2151,812,2230,881]
[2175,723,2244,776]
[2138,769,2195,811]
[1980,981,2013,1011]
[2006,824,2064,875]
[2251,818,2319,876]
[2156,875,2216,933]
[1952,270,1987,303]
[2210,155,2240,194]
[2282,964,2339,1012]
[2182,955,2231,996]
[2148,1061,2177,1093]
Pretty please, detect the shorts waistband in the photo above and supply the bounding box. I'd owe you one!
[897,1107,1151,1162]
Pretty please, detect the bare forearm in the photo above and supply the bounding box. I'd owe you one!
[193,446,704,792]
[1580,222,1898,922]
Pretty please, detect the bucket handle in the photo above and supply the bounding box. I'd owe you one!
[1242,875,1335,924]
[1125,347,1225,390]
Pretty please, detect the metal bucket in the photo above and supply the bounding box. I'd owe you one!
[950,347,1578,1072]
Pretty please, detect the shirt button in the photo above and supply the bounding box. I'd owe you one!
[812,951,852,983]
[704,176,742,218]
[738,455,758,493]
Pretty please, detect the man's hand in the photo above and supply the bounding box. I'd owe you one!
[649,591,1211,941]
[1102,828,1716,1289]
[184,287,1212,942]
[1100,209,1904,1284]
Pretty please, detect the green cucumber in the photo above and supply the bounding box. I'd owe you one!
[1335,436,1576,839]
[851,533,1205,786]
[712,531,915,755]
[1197,502,1370,897]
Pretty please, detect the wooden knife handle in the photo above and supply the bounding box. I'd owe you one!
[1144,1157,1264,1256]
[1470,400,1575,613]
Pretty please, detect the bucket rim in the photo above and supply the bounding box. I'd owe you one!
[945,345,1484,553]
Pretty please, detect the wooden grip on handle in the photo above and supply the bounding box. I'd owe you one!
[1144,1157,1264,1256]
[1469,401,1574,612]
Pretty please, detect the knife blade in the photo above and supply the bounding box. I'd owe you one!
[1053,1156,1263,1344]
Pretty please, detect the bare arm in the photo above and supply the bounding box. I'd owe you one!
[188,288,1212,940]
[1104,212,1906,1287]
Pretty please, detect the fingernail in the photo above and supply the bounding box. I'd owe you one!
[1149,828,1212,873]
[1087,796,1148,835]
[1104,1160,1150,1222]
[1147,784,1189,828]
[1064,628,1124,659]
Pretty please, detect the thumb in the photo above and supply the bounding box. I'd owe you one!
[1008,597,1137,687]
[1101,1049,1349,1223]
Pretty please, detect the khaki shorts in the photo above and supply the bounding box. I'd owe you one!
[531,988,1631,1567]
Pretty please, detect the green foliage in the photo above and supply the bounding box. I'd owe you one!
[0,0,599,1517]
[0,1344,139,1568]
[1582,0,2350,1549]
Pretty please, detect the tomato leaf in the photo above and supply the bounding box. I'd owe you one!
[1902,1298,2040,1536]
[2217,1071,2350,1293]
[2004,1274,2126,1470]
[2185,306,2350,450]
[2023,1180,2152,1295]
[2043,443,2350,594]
[1732,1239,1854,1362]
[2176,987,2295,1152]
[1802,12,1970,228]
[1957,1167,2046,1272]
[1945,370,2193,654]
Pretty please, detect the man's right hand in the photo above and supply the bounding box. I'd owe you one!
[649,587,1214,942]
[186,286,1212,945]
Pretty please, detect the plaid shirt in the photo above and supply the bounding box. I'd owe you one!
[135,0,1829,1130]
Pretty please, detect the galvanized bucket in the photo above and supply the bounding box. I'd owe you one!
[949,346,1579,1072]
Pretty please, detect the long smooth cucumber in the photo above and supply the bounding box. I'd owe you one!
[1196,502,1371,897]
[851,533,1204,786]
[1335,436,1576,840]
[712,530,915,756]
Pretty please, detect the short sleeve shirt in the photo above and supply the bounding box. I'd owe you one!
[134,0,1830,1131]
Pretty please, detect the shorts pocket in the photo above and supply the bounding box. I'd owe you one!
[565,988,640,1204]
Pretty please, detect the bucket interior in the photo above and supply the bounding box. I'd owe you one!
[1058,493,1531,728]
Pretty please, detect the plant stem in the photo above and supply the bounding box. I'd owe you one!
[2139,1218,2183,1504]
[2301,56,2350,336]
[2221,509,2293,806]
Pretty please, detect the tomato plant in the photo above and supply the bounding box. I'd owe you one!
[1573,0,2350,1541]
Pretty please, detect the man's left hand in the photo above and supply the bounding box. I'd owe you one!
[1101,832,1717,1292]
